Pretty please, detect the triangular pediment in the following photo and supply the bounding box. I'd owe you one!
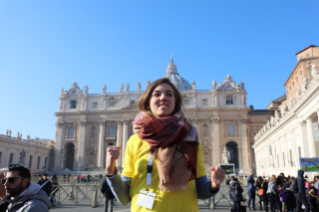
[217,75,243,92]
[64,82,84,97]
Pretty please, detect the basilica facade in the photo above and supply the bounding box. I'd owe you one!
[54,58,272,174]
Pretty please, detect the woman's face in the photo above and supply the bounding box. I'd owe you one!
[149,83,176,118]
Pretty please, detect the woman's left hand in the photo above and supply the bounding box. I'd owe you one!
[210,166,226,191]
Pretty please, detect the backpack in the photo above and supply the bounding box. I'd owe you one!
[289,178,299,193]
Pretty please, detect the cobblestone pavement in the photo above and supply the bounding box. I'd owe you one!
[50,200,261,212]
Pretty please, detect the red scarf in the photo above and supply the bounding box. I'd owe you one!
[133,111,199,192]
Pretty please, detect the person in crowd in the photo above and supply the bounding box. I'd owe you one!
[101,175,115,212]
[63,173,66,182]
[0,169,10,211]
[314,176,319,191]
[255,176,268,212]
[50,174,59,205]
[305,182,313,211]
[267,176,280,212]
[105,78,225,212]
[87,174,90,183]
[283,178,295,212]
[276,175,284,212]
[278,184,286,212]
[247,173,256,211]
[99,174,103,182]
[230,177,244,212]
[78,174,82,183]
[67,173,71,182]
[3,165,51,211]
[306,181,318,212]
[295,170,310,212]
[38,173,52,197]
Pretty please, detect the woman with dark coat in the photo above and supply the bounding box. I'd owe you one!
[255,176,268,212]
[230,178,244,212]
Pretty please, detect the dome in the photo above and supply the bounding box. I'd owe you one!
[164,57,192,90]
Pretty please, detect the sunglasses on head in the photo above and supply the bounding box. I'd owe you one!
[1,176,24,185]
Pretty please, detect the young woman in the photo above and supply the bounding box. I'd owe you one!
[255,176,268,212]
[105,78,225,212]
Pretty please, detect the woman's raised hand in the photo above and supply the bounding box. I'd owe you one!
[210,166,226,190]
[106,146,121,175]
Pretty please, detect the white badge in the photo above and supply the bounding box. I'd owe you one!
[136,189,156,210]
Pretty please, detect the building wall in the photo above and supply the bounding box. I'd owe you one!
[253,52,319,177]
[0,134,54,172]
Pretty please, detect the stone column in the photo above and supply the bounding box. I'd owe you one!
[237,146,243,170]
[2,148,9,168]
[53,122,64,171]
[78,121,86,170]
[306,117,317,157]
[212,118,220,165]
[116,121,123,167]
[97,121,105,168]
[82,98,88,111]
[240,119,251,173]
[59,98,65,111]
[122,120,129,165]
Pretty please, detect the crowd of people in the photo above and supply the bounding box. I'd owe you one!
[227,170,319,212]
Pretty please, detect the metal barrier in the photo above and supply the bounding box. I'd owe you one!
[42,176,263,209]
[201,185,261,210]
[49,182,105,205]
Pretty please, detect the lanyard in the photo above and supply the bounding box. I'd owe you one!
[147,151,154,190]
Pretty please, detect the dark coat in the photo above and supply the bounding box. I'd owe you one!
[101,179,115,199]
[0,197,10,212]
[229,182,243,201]
[50,177,59,193]
[37,179,52,196]
[297,170,306,195]
[247,175,255,191]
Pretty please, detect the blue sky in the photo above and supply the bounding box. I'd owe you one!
[0,0,318,140]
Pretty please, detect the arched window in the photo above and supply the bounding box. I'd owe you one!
[109,125,115,136]
[228,124,235,136]
[68,126,74,137]
[202,124,208,135]
[91,126,96,138]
